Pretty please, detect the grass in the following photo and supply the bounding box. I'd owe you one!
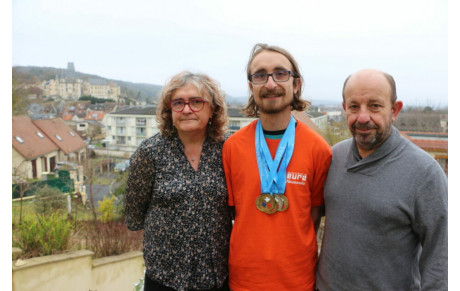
[12,195,95,225]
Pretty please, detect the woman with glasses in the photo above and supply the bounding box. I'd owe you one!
[125,71,232,291]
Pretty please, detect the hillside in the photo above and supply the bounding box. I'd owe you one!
[12,66,163,102]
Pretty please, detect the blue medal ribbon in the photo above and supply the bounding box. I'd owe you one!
[255,116,296,195]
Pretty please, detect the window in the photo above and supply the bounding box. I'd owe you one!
[116,127,125,135]
[56,134,63,141]
[229,120,241,130]
[136,118,146,126]
[69,131,75,137]
[136,127,146,136]
[37,132,45,138]
[116,117,125,125]
[116,136,126,144]
[15,136,25,144]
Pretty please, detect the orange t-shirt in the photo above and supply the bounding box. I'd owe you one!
[222,120,332,291]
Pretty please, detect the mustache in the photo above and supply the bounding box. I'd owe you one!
[259,87,285,98]
[352,122,378,130]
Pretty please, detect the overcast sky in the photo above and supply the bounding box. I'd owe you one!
[12,0,448,107]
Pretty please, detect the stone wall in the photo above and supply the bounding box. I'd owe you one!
[12,249,145,291]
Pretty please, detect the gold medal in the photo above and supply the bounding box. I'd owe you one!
[274,194,284,211]
[256,194,277,214]
[277,195,289,211]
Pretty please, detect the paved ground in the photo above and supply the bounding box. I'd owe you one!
[84,172,122,203]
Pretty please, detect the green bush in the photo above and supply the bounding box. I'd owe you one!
[34,185,67,215]
[14,213,73,258]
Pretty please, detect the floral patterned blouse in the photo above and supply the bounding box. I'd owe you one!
[125,133,232,291]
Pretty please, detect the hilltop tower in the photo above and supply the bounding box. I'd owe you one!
[66,62,76,81]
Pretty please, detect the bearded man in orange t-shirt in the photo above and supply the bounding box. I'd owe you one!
[222,43,332,291]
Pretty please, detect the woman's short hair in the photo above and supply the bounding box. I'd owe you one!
[156,71,228,142]
[243,43,310,117]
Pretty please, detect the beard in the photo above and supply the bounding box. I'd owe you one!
[351,121,392,151]
[255,87,292,114]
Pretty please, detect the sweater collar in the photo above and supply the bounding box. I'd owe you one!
[346,126,404,173]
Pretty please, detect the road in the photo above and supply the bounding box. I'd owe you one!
[84,173,122,203]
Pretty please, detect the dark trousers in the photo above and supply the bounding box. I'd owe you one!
[144,275,229,291]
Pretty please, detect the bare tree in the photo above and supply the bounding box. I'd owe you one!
[81,158,101,220]
[322,120,352,146]
[12,69,29,116]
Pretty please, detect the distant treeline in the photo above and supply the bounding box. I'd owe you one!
[79,96,115,104]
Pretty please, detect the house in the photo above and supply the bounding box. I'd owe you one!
[31,118,88,164]
[85,111,106,123]
[306,111,328,131]
[292,111,322,134]
[13,116,60,179]
[400,131,448,175]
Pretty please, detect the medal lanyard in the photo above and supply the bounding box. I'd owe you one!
[255,116,296,195]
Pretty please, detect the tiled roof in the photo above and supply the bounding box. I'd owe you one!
[12,116,59,160]
[410,139,448,151]
[62,113,73,121]
[400,131,448,152]
[32,118,87,155]
[85,111,106,121]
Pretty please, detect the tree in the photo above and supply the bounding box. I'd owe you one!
[79,95,115,104]
[112,171,129,218]
[82,158,100,220]
[12,68,29,115]
[322,120,352,146]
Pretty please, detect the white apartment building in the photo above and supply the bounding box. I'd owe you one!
[105,107,160,153]
[104,106,256,154]
[227,107,257,134]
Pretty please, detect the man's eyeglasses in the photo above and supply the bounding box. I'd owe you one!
[170,97,208,112]
[248,70,296,85]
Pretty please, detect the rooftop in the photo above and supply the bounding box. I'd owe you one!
[400,131,448,152]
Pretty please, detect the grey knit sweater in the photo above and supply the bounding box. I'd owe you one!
[316,126,447,290]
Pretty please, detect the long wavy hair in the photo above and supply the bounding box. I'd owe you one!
[156,71,228,143]
[243,43,310,117]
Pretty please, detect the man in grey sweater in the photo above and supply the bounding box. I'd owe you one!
[316,69,447,290]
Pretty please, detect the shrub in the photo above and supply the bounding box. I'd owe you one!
[98,196,116,223]
[82,220,143,258]
[14,213,73,258]
[34,185,67,215]
[112,171,128,218]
